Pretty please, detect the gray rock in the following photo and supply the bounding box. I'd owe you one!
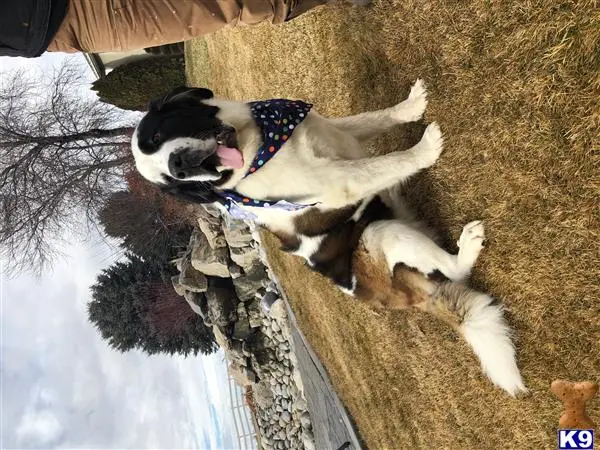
[179,257,208,292]
[293,398,308,412]
[183,291,208,319]
[227,340,248,367]
[246,299,263,328]
[232,262,267,302]
[253,381,274,409]
[229,246,259,272]
[171,275,186,296]
[229,363,256,386]
[175,257,185,273]
[280,411,291,423]
[205,277,238,326]
[302,433,316,450]
[223,219,254,248]
[270,378,278,386]
[275,404,283,413]
[212,326,230,351]
[272,321,281,333]
[201,203,221,218]
[261,290,280,311]
[241,341,252,358]
[300,412,312,429]
[269,298,288,323]
[261,334,272,347]
[190,229,230,278]
[228,262,243,279]
[232,316,252,341]
[196,215,227,249]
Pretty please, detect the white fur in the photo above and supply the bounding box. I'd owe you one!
[362,219,480,282]
[460,294,527,396]
[292,235,326,261]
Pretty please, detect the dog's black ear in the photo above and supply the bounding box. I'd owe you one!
[165,86,214,103]
[158,181,220,205]
[147,87,214,111]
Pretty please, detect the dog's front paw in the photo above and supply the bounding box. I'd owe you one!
[391,79,428,123]
[416,122,443,167]
[457,220,486,268]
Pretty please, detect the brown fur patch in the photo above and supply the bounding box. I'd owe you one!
[307,196,395,289]
[270,230,301,252]
[293,205,359,236]
[353,247,429,310]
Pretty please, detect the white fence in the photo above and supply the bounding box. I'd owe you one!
[227,376,259,450]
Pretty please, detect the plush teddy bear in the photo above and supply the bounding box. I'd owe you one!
[551,379,598,429]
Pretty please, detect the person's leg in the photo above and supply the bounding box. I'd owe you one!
[287,0,371,20]
[47,0,369,54]
[285,0,329,21]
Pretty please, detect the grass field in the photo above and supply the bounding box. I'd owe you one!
[185,1,600,447]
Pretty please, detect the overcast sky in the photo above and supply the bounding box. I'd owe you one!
[0,53,239,449]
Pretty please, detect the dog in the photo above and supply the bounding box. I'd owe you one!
[131,83,526,396]
[131,80,442,235]
[276,190,527,397]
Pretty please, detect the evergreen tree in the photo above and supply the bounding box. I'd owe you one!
[88,254,217,356]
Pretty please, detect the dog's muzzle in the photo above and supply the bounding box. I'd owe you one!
[168,148,220,179]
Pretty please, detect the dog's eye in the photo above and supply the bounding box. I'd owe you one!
[152,131,162,144]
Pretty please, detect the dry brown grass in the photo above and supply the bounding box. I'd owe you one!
[185,1,600,448]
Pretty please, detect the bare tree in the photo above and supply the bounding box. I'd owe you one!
[0,61,137,276]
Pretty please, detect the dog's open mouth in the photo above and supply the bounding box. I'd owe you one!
[215,127,243,169]
[216,143,244,169]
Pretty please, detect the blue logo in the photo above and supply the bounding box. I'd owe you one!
[558,430,594,449]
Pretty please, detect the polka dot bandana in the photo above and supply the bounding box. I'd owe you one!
[244,99,313,177]
[217,99,315,221]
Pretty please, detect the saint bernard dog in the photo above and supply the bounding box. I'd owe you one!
[131,81,526,396]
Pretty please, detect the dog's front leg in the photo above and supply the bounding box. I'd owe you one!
[328,79,428,141]
[324,122,443,207]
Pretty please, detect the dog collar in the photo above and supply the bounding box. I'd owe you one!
[219,99,315,221]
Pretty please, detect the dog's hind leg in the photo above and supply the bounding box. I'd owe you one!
[362,219,486,282]
[328,79,427,141]
[324,122,443,206]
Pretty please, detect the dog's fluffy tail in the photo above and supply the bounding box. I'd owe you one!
[416,280,527,396]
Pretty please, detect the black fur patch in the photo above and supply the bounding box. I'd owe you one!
[304,196,394,290]
[427,269,450,283]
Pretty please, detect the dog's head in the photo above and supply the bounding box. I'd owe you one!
[131,87,244,202]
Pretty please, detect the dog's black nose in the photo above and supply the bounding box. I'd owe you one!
[168,152,188,179]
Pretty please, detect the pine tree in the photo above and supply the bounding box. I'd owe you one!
[88,254,217,356]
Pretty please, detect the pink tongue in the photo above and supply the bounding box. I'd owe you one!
[216,145,244,169]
